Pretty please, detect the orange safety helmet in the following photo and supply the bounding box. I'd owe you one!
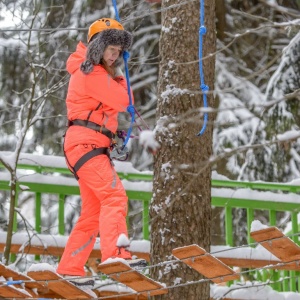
[87,18,124,43]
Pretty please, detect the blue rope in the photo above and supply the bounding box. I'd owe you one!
[122,51,135,148]
[5,280,24,285]
[112,0,120,22]
[112,0,135,148]
[197,0,209,136]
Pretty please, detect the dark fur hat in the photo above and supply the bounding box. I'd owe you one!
[80,29,132,74]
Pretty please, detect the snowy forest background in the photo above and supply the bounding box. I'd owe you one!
[0,0,300,269]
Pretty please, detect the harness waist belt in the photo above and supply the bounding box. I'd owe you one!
[69,119,115,139]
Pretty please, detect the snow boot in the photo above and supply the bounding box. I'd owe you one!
[64,275,95,289]
[126,258,147,269]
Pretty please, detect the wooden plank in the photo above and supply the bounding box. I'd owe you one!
[27,270,94,299]
[250,227,284,242]
[250,227,300,262]
[0,263,44,290]
[98,261,167,297]
[0,242,150,263]
[94,289,147,299]
[172,245,240,283]
[217,257,300,270]
[0,285,31,298]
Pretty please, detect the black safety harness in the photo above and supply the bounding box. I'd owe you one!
[64,119,115,180]
[68,119,115,139]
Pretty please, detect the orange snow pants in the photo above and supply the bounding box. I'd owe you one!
[57,143,131,276]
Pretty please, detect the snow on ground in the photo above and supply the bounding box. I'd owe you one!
[211,282,300,300]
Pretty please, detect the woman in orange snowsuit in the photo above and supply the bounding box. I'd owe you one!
[57,18,145,286]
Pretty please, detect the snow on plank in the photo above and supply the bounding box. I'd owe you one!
[94,289,148,300]
[27,270,94,299]
[98,261,167,297]
[0,262,44,297]
[172,244,240,283]
[250,226,300,263]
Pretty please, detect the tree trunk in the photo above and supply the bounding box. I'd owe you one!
[150,0,216,299]
[216,0,226,41]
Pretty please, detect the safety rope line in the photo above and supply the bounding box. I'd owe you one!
[197,0,208,136]
[2,273,296,300]
[1,273,295,300]
[2,269,296,300]
[112,0,135,149]
[93,268,296,300]
[93,255,300,299]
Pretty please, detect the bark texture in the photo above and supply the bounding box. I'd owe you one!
[150,0,216,299]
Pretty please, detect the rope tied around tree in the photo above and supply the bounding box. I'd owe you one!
[197,0,209,136]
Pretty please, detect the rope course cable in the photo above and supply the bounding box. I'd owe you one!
[0,267,296,300]
[9,258,299,300]
[197,0,208,136]
[92,259,300,299]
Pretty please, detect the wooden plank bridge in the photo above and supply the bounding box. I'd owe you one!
[0,227,299,299]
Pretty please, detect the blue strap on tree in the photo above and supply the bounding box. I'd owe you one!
[197,0,208,136]
[112,0,135,149]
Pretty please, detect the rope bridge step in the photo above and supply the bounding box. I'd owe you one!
[251,226,300,262]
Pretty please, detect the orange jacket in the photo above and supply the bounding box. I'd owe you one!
[65,42,133,150]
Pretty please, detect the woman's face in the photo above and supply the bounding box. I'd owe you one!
[103,45,122,66]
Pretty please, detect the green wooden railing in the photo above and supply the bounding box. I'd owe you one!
[1,152,300,292]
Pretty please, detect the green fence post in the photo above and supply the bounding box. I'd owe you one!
[262,269,268,284]
[35,192,42,233]
[291,212,298,244]
[291,210,299,291]
[35,192,42,261]
[247,208,254,245]
[269,210,276,226]
[290,270,296,292]
[268,209,277,290]
[225,206,233,246]
[282,270,289,291]
[58,194,65,235]
[225,206,233,287]
[271,270,281,292]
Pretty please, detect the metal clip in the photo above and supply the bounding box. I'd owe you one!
[110,146,129,161]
